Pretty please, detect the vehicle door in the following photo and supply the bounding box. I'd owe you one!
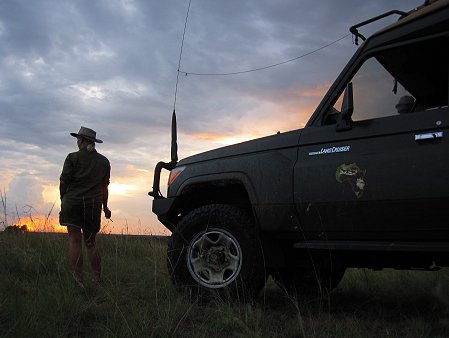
[294,35,449,241]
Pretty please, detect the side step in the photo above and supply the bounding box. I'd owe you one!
[293,241,449,252]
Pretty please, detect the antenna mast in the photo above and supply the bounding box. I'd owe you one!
[149,0,192,198]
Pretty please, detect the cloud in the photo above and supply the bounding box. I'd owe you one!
[4,174,48,216]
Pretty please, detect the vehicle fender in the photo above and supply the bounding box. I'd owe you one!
[176,171,258,205]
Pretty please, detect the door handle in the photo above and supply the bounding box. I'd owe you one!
[415,131,443,141]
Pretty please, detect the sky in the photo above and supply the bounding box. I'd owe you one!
[0,0,424,235]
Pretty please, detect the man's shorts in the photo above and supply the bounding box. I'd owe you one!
[59,203,102,234]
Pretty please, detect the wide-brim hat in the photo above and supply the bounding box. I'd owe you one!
[70,126,103,143]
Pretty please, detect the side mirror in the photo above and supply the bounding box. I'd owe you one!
[336,82,354,131]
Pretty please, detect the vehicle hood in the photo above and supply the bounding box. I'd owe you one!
[178,129,302,166]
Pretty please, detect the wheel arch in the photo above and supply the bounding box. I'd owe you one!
[171,172,258,226]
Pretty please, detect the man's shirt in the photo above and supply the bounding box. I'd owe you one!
[60,148,110,207]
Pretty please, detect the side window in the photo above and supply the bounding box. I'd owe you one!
[324,35,448,125]
[332,57,414,122]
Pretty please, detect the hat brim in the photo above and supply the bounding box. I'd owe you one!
[70,132,103,143]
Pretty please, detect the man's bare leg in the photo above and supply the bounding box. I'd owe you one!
[84,233,102,282]
[67,226,83,284]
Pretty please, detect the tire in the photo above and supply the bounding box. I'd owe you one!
[167,204,266,300]
[272,265,345,295]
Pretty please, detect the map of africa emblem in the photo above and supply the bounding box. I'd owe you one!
[336,163,366,198]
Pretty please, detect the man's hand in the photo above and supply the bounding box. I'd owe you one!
[104,207,112,219]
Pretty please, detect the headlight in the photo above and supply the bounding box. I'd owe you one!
[168,165,186,186]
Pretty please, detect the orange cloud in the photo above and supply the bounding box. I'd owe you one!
[299,82,332,98]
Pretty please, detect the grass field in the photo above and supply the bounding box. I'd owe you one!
[1,231,448,337]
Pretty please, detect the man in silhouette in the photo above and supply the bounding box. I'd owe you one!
[59,126,111,286]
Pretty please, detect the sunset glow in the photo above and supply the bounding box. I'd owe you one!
[9,216,66,233]
[108,182,140,197]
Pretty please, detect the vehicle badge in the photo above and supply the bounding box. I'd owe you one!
[336,163,366,198]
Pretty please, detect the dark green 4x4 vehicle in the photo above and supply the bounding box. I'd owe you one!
[150,0,449,299]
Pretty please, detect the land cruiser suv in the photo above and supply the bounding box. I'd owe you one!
[150,0,449,298]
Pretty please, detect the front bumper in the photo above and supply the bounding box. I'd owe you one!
[152,197,176,231]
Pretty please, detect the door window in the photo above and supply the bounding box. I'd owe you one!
[326,35,449,125]
[333,57,413,121]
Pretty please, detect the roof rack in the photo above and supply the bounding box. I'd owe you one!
[350,10,408,45]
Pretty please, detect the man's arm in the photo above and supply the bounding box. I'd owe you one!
[103,184,111,219]
[60,154,73,200]
[59,180,67,200]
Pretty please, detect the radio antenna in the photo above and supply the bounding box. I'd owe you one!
[171,0,192,164]
[149,0,192,198]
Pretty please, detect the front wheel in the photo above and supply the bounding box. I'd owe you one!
[167,204,266,300]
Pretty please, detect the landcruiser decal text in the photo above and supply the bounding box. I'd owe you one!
[308,145,350,156]
[336,163,366,198]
